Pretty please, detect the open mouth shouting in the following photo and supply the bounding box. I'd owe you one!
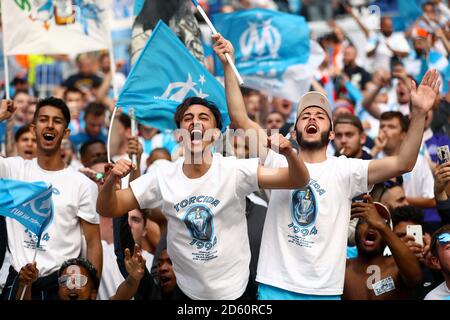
[190,125,203,146]
[363,230,379,247]
[68,291,80,300]
[305,122,318,135]
[42,131,57,147]
[24,149,34,158]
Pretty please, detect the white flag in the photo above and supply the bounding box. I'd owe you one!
[1,0,110,55]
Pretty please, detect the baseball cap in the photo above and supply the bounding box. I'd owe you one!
[374,201,393,230]
[296,91,333,130]
[412,27,430,39]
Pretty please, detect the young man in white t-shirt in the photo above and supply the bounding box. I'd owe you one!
[214,34,440,299]
[0,97,102,300]
[425,225,450,300]
[97,97,310,300]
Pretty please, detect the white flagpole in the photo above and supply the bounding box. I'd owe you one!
[190,0,244,85]
[106,46,119,164]
[129,107,137,166]
[106,6,119,164]
[1,6,10,100]
[19,244,39,300]
[2,54,10,100]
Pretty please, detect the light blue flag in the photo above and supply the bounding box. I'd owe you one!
[116,20,230,132]
[0,179,53,246]
[212,8,324,103]
[396,0,422,31]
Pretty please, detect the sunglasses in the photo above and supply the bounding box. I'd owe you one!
[379,176,403,201]
[58,274,88,289]
[437,233,450,244]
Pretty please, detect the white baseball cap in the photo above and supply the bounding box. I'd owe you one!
[296,91,333,130]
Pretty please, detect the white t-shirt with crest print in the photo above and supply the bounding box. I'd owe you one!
[257,150,372,296]
[0,157,99,277]
[130,153,259,300]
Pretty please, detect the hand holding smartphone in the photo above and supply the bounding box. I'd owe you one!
[407,225,424,246]
[437,145,450,165]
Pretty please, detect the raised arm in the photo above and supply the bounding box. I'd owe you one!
[212,34,269,161]
[0,99,16,122]
[344,4,370,38]
[81,219,103,281]
[97,159,140,217]
[368,69,440,185]
[361,71,390,119]
[435,161,450,225]
[435,27,450,57]
[257,134,309,189]
[110,244,145,300]
[351,196,422,287]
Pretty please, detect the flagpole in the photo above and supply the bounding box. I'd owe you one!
[129,107,137,166]
[19,245,39,300]
[1,7,10,100]
[190,0,244,85]
[2,54,10,100]
[107,15,119,163]
[106,48,118,164]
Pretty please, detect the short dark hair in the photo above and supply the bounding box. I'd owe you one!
[14,124,33,142]
[334,114,364,134]
[63,86,83,100]
[79,139,106,160]
[267,110,285,119]
[34,96,71,128]
[422,1,435,10]
[58,258,100,290]
[84,102,106,120]
[118,113,131,129]
[174,97,222,130]
[149,147,171,159]
[380,111,409,132]
[240,87,259,97]
[141,209,150,227]
[430,224,450,257]
[391,205,424,227]
[13,89,30,99]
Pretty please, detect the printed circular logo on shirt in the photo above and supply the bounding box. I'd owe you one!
[183,204,214,242]
[291,186,317,227]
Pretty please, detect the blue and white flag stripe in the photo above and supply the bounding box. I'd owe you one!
[0,179,53,245]
[212,8,324,103]
[117,20,230,132]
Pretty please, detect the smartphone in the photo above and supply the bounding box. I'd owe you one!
[437,145,450,164]
[407,225,424,246]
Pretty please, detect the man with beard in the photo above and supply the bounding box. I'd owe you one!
[215,34,439,299]
[343,196,421,300]
[0,97,102,300]
[97,96,310,300]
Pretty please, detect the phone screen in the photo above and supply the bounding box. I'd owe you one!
[407,225,423,246]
